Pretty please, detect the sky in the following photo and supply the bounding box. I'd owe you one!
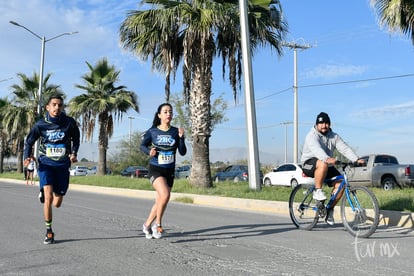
[1,0,413,164]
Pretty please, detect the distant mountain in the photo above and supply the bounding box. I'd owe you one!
[209,147,282,165]
[176,146,283,166]
[81,142,282,166]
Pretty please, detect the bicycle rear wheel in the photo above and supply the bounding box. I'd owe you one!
[289,184,319,230]
[341,186,379,238]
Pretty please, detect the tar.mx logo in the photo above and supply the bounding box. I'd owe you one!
[353,233,400,262]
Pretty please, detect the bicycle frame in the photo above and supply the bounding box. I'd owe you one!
[326,166,365,214]
[324,174,346,210]
[308,174,346,213]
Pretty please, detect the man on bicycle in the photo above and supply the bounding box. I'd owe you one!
[301,112,365,225]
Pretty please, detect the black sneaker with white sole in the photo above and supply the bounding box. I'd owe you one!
[39,189,44,204]
[44,230,55,244]
[325,208,335,226]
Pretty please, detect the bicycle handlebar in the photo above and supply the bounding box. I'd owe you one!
[334,160,365,171]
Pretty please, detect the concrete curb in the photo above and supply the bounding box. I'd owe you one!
[4,178,413,230]
[68,183,414,230]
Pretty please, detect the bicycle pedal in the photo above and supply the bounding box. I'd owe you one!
[316,201,327,218]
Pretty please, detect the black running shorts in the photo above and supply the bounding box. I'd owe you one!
[302,157,340,187]
[148,164,175,188]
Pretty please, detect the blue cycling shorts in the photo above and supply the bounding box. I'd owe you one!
[38,163,70,195]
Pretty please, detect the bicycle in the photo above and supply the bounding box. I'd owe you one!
[288,162,380,238]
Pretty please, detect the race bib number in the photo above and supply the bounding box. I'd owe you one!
[46,144,66,158]
[158,151,174,165]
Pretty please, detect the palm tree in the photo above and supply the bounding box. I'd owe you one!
[0,97,8,173]
[370,0,414,44]
[69,58,139,176]
[119,0,287,187]
[0,72,63,173]
[10,72,62,119]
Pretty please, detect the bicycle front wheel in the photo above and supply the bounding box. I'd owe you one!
[289,184,319,230]
[341,186,379,238]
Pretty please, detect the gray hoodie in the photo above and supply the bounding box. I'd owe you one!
[300,126,359,164]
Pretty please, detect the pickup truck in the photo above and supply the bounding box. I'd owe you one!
[347,154,414,190]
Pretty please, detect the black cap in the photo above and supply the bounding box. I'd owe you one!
[316,112,331,124]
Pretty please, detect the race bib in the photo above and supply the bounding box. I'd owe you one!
[46,144,66,158]
[158,151,174,165]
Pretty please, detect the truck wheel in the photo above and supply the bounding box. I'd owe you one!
[381,177,396,190]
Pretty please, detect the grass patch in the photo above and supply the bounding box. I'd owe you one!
[2,172,413,212]
[173,196,194,204]
[374,189,414,212]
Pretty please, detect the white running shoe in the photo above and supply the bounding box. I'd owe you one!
[313,189,327,201]
[142,224,153,239]
[151,224,163,239]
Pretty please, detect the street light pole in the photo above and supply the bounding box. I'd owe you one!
[38,36,45,119]
[128,116,135,147]
[239,0,261,191]
[0,77,13,83]
[10,21,78,159]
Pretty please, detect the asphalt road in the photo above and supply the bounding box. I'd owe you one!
[1,180,413,276]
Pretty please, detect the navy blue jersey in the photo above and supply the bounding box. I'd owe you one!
[24,112,80,167]
[140,126,186,169]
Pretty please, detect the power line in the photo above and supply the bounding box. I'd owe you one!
[256,86,291,101]
[257,72,414,101]
[299,73,414,89]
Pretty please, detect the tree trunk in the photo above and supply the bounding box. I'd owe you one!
[98,145,107,176]
[0,134,4,173]
[97,113,108,176]
[16,139,24,173]
[191,134,212,187]
[189,36,214,188]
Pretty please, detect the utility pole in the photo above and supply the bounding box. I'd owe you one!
[280,121,292,164]
[282,41,312,164]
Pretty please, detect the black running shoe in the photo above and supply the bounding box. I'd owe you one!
[39,189,44,204]
[44,230,55,244]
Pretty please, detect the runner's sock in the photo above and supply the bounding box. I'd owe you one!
[45,220,52,231]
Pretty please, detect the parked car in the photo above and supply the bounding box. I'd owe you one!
[120,166,149,178]
[87,166,112,175]
[87,166,97,175]
[175,165,191,179]
[69,166,89,176]
[262,163,313,188]
[213,164,263,183]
